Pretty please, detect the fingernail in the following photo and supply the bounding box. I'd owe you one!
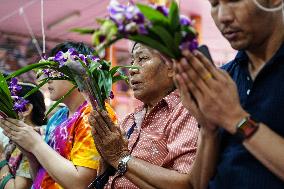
[193,50,198,55]
[182,50,190,56]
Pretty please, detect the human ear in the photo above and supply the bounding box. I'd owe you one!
[21,104,33,118]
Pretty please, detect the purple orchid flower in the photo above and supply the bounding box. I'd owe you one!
[13,96,29,113]
[78,54,86,62]
[42,69,52,77]
[179,38,199,52]
[180,15,192,26]
[155,5,169,16]
[87,55,100,62]
[53,48,79,67]
[53,51,67,67]
[9,78,22,96]
[109,91,114,99]
[108,0,148,35]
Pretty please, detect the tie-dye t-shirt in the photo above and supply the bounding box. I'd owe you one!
[32,102,116,189]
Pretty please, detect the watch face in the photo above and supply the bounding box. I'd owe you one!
[118,162,127,175]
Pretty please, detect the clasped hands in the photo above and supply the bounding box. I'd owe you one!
[0,118,43,153]
[88,110,129,168]
[174,50,249,134]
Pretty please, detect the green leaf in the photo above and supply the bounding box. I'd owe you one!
[86,75,105,110]
[112,75,128,84]
[0,72,12,103]
[103,71,112,98]
[169,1,180,32]
[89,62,102,73]
[6,61,54,80]
[77,58,91,76]
[182,25,198,39]
[0,101,12,116]
[70,28,95,34]
[149,25,175,51]
[0,73,17,118]
[129,35,176,59]
[174,32,183,58]
[97,71,105,90]
[0,87,13,110]
[110,65,140,77]
[45,86,76,117]
[137,4,169,26]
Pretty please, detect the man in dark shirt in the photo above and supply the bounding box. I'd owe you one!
[173,0,284,188]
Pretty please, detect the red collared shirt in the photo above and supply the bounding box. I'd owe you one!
[105,90,199,189]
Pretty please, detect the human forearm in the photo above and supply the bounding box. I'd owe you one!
[189,128,219,189]
[31,141,95,189]
[243,123,284,180]
[124,170,157,189]
[123,157,192,189]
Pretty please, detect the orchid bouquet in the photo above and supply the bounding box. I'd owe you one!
[72,0,198,60]
[0,74,29,119]
[5,48,135,116]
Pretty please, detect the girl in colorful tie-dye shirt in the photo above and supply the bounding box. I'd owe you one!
[0,42,116,189]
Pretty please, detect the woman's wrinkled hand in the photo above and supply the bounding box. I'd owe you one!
[89,110,129,168]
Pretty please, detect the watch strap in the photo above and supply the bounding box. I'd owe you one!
[236,116,259,140]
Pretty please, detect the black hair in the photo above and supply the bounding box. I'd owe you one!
[50,41,94,57]
[18,84,47,126]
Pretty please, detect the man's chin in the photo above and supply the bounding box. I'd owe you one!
[228,40,247,51]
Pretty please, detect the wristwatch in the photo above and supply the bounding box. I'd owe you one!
[117,155,132,175]
[236,116,259,140]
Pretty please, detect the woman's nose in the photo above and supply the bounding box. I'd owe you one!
[129,67,139,76]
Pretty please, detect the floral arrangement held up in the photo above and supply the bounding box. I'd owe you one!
[0,74,29,119]
[6,48,135,115]
[72,0,198,60]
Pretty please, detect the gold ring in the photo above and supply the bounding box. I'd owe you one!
[202,72,212,81]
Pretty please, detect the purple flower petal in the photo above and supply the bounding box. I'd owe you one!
[42,69,52,77]
[179,38,199,52]
[54,51,64,62]
[107,0,148,36]
[109,91,114,99]
[13,96,29,113]
[87,55,100,62]
[99,35,106,43]
[9,78,22,96]
[137,24,148,34]
[68,48,78,56]
[133,12,145,24]
[180,15,191,26]
[156,5,169,16]
[78,54,86,62]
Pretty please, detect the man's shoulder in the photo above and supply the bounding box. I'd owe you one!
[221,50,247,73]
[221,59,237,72]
